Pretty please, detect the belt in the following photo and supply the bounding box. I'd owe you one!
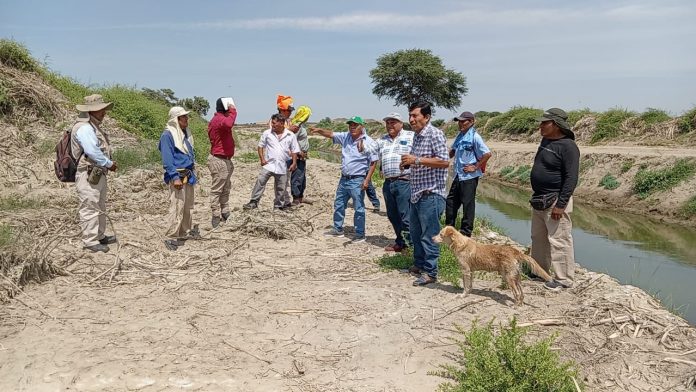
[386,176,409,181]
[213,154,231,160]
[341,174,366,180]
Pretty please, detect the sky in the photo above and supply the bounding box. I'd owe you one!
[2,0,695,123]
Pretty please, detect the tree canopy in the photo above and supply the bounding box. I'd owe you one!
[370,49,467,111]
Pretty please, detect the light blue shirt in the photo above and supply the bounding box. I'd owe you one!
[75,124,113,168]
[451,127,489,181]
[332,131,378,176]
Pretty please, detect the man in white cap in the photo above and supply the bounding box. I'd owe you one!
[358,112,414,252]
[159,106,197,251]
[71,94,118,252]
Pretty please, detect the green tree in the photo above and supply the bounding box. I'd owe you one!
[178,96,210,116]
[370,49,467,111]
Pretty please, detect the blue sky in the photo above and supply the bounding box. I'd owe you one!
[2,0,695,123]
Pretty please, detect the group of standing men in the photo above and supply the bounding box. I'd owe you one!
[69,92,579,292]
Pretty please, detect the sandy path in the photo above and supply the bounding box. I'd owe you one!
[1,149,695,391]
[487,141,696,158]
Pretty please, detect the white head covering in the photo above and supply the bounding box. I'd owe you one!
[166,106,192,154]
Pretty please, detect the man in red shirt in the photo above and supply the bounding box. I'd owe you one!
[207,97,237,228]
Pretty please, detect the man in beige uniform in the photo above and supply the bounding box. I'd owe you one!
[71,95,119,252]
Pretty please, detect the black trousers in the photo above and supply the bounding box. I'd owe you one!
[445,176,479,237]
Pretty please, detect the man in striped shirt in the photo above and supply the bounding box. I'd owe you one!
[359,112,414,252]
[400,101,449,286]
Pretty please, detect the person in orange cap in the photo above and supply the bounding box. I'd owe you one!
[276,95,313,206]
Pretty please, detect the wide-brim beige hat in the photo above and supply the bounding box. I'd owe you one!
[76,94,113,112]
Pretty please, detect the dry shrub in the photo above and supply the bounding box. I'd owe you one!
[0,250,61,302]
[571,115,597,143]
[0,63,67,125]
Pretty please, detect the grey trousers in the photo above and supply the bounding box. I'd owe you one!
[531,197,575,286]
[250,168,287,208]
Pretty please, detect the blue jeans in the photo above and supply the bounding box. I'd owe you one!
[290,159,307,199]
[410,193,445,278]
[333,176,366,237]
[383,179,411,247]
[364,181,380,208]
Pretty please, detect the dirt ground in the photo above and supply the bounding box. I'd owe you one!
[1,128,696,391]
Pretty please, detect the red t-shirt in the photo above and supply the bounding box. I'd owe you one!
[208,109,237,158]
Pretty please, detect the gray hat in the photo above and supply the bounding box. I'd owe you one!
[537,108,574,139]
[76,94,113,112]
[383,112,403,122]
[453,111,475,121]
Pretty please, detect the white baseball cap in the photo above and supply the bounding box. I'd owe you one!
[383,112,403,122]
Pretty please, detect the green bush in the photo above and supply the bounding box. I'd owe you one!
[500,166,514,177]
[620,158,634,174]
[432,319,581,392]
[0,39,39,72]
[0,195,46,211]
[111,146,161,172]
[592,108,635,143]
[486,106,542,135]
[599,174,620,190]
[678,107,696,133]
[632,159,696,199]
[41,71,90,105]
[680,196,696,217]
[0,223,12,249]
[639,108,671,125]
[567,108,595,127]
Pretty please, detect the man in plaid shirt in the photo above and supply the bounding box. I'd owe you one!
[358,112,414,253]
[400,101,449,286]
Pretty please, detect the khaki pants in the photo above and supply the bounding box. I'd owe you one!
[166,183,194,239]
[530,197,575,286]
[207,154,234,218]
[250,168,287,208]
[76,170,108,247]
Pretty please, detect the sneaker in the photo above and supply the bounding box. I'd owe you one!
[413,275,437,286]
[400,265,422,275]
[211,216,221,228]
[543,280,569,292]
[384,243,405,252]
[243,202,258,210]
[84,244,109,253]
[221,212,230,221]
[164,239,179,251]
[351,236,366,244]
[324,229,345,238]
[98,235,117,245]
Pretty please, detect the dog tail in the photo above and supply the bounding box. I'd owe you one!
[520,255,553,281]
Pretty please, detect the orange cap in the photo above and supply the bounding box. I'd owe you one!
[277,95,294,110]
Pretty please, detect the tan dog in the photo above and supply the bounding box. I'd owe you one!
[433,226,552,305]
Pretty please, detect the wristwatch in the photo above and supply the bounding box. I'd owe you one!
[415,157,421,166]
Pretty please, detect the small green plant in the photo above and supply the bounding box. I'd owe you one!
[0,223,12,249]
[0,39,39,72]
[503,165,531,183]
[486,106,542,135]
[639,108,671,125]
[599,174,620,190]
[432,319,581,392]
[620,158,634,174]
[679,195,696,217]
[499,166,514,177]
[592,108,635,143]
[0,195,46,211]
[632,159,696,199]
[236,151,259,163]
[678,107,696,133]
[371,171,385,188]
[473,216,507,237]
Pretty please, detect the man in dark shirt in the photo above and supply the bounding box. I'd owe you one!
[530,108,580,291]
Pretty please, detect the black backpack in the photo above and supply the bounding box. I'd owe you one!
[54,128,80,182]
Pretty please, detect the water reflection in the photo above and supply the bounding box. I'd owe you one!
[476,180,696,325]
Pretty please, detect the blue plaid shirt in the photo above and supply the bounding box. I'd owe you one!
[409,123,448,203]
[362,130,415,178]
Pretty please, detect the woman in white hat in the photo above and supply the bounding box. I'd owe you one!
[158,106,197,251]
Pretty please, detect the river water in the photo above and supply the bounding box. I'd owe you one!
[476,180,696,325]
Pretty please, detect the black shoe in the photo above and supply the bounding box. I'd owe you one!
[413,275,437,286]
[211,216,221,228]
[543,280,569,292]
[221,212,230,221]
[164,239,179,251]
[243,202,258,210]
[84,244,109,253]
[98,235,117,245]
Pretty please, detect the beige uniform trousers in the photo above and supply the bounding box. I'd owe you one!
[530,197,575,286]
[76,170,108,247]
[207,154,234,218]
[166,183,194,239]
